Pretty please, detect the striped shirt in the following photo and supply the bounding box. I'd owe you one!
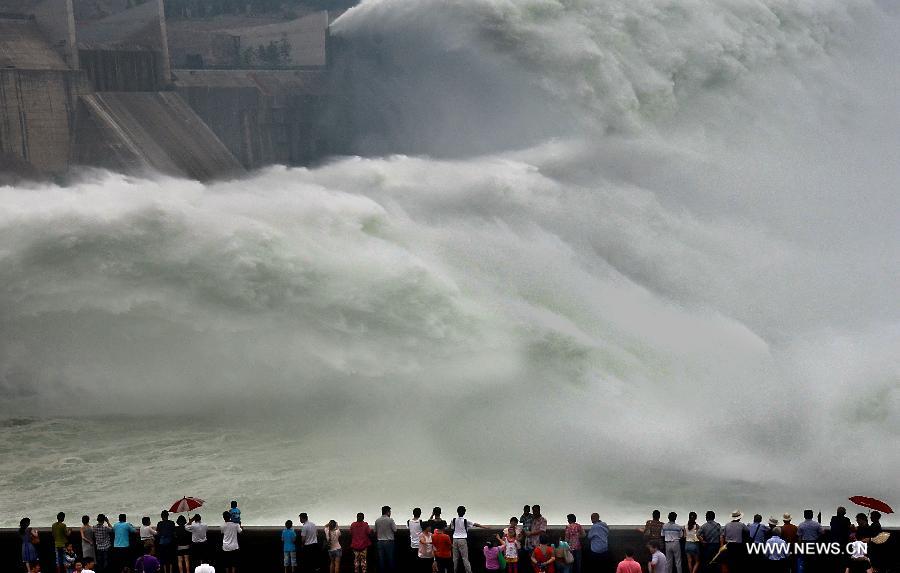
[663,522,683,543]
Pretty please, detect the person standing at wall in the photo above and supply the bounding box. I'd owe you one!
[81,516,96,566]
[408,508,424,567]
[140,517,157,552]
[92,515,113,573]
[520,506,534,567]
[282,519,298,573]
[720,511,748,573]
[451,505,487,573]
[174,516,191,573]
[525,505,547,567]
[350,513,372,573]
[220,511,242,573]
[587,513,610,573]
[643,511,664,555]
[20,518,40,573]
[796,510,822,573]
[374,506,397,573]
[112,514,137,573]
[684,512,700,573]
[185,515,208,567]
[564,514,584,573]
[298,513,318,573]
[663,512,684,573]
[53,512,71,573]
[324,520,342,573]
[429,508,448,533]
[157,511,177,573]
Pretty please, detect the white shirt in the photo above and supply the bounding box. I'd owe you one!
[83,570,96,573]
[452,517,472,539]
[222,522,241,551]
[408,519,423,548]
[185,523,208,543]
[195,565,215,573]
[140,525,157,540]
[300,521,317,545]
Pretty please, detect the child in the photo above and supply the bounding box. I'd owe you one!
[500,527,521,573]
[484,539,502,571]
[63,543,77,573]
[282,520,297,573]
[229,501,241,525]
[140,517,157,551]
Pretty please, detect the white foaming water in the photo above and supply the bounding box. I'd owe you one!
[1,0,898,526]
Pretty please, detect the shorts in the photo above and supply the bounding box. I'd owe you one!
[284,551,297,566]
[178,545,191,555]
[685,542,699,555]
[55,548,67,566]
[158,543,176,564]
[221,549,240,568]
[329,549,343,559]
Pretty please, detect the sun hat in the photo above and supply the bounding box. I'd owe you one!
[731,510,743,521]
[768,517,779,527]
[782,513,792,521]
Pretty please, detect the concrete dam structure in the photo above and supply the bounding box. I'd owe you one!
[0,0,338,181]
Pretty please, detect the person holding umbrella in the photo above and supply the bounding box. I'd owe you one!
[168,497,205,569]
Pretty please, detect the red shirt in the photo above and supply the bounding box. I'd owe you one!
[616,557,642,573]
[350,522,371,550]
[432,532,452,559]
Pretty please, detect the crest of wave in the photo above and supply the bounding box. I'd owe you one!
[332,0,870,140]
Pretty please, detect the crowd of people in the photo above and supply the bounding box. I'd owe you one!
[15,503,894,573]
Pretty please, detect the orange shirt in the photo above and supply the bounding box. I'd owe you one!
[432,532,452,559]
[616,557,642,573]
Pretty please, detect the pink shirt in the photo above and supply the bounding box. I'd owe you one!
[616,557,642,573]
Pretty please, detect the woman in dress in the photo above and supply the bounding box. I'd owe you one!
[175,515,192,573]
[531,535,556,573]
[685,512,701,573]
[20,518,39,573]
[417,523,434,573]
[325,520,342,573]
[80,516,95,564]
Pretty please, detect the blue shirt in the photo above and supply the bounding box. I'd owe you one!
[766,536,789,560]
[797,519,822,542]
[282,528,297,552]
[113,522,135,548]
[587,520,609,553]
[230,508,241,524]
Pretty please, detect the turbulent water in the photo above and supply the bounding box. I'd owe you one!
[1,0,899,526]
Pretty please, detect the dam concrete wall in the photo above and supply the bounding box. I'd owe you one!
[74,91,243,179]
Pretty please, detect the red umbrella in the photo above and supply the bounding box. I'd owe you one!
[849,496,893,514]
[169,496,205,514]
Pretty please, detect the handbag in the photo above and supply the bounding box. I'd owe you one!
[555,543,574,565]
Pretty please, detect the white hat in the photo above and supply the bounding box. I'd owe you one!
[731,510,743,521]
[768,517,779,527]
[783,513,792,521]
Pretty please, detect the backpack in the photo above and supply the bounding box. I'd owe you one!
[451,518,470,536]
